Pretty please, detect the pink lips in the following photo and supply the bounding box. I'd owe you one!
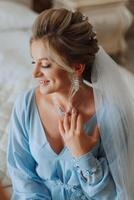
[39,80,49,85]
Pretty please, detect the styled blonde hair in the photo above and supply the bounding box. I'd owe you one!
[30,8,99,82]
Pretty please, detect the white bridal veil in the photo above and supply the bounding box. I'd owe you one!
[91,47,134,199]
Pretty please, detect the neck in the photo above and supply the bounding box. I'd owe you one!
[52,91,71,114]
[51,82,90,115]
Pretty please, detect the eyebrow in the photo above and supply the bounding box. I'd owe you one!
[32,57,48,64]
[31,57,49,62]
[31,55,54,63]
[39,57,49,61]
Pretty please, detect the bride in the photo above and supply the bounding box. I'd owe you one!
[7,8,134,200]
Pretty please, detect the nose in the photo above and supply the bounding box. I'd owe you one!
[32,63,43,78]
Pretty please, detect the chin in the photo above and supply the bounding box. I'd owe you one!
[39,85,53,96]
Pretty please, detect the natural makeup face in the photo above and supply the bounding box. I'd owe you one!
[31,39,72,96]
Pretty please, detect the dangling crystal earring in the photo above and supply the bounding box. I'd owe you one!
[72,74,80,91]
[69,74,81,100]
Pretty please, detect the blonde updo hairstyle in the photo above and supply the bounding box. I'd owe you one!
[30,8,99,83]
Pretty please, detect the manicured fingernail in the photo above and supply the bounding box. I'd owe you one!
[72,107,77,114]
[67,111,71,116]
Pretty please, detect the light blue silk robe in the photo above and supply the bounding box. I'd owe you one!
[7,88,117,200]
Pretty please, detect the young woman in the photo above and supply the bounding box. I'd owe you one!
[7,8,134,200]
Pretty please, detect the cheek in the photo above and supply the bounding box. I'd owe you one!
[58,73,71,85]
[58,70,70,81]
[47,68,71,85]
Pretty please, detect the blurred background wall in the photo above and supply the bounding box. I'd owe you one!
[6,0,33,8]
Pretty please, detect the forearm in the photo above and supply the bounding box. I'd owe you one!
[73,151,117,200]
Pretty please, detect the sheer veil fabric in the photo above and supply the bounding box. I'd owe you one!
[91,47,134,199]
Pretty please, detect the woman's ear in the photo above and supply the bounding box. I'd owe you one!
[72,63,85,76]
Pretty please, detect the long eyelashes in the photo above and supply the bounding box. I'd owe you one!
[41,64,51,69]
[31,61,51,68]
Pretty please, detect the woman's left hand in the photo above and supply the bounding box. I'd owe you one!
[58,107,100,158]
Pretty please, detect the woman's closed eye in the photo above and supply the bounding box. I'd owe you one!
[41,64,51,69]
[31,61,51,68]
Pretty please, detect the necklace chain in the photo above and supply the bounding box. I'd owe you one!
[52,85,87,117]
[54,98,81,117]
[56,106,66,116]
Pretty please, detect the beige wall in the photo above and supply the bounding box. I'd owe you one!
[0,0,32,8]
[18,0,32,7]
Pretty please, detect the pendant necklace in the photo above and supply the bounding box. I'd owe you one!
[53,97,72,117]
[56,106,66,117]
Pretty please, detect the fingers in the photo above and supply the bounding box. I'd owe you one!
[59,112,70,135]
[90,124,100,142]
[70,108,77,132]
[58,118,65,137]
[59,107,84,136]
[76,113,83,133]
[63,113,70,132]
